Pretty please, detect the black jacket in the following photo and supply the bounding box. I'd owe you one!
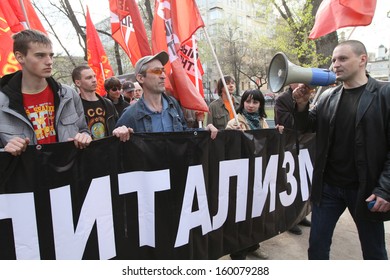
[274,87,295,128]
[106,94,130,117]
[296,76,390,221]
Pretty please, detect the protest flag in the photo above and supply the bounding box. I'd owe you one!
[309,0,377,39]
[0,9,21,76]
[109,0,151,66]
[86,7,114,96]
[0,0,46,33]
[152,0,208,112]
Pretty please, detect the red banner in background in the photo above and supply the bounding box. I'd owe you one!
[0,0,46,33]
[309,0,377,39]
[152,0,208,112]
[86,7,114,96]
[0,12,21,76]
[109,0,151,66]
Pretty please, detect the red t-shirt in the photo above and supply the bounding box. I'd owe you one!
[23,85,57,144]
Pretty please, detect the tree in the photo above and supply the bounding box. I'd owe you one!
[239,43,274,90]
[267,0,338,68]
[220,26,248,94]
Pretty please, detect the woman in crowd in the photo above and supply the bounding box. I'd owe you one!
[226,89,268,130]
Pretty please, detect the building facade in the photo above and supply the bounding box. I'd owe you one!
[367,45,390,81]
[196,0,275,99]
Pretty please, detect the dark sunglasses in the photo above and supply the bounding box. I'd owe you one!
[110,87,121,91]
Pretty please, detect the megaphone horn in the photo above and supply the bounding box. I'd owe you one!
[267,52,336,93]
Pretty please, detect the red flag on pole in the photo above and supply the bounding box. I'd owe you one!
[0,0,46,76]
[86,7,114,96]
[309,0,377,39]
[152,0,208,112]
[178,38,204,97]
[109,0,151,66]
[0,0,46,33]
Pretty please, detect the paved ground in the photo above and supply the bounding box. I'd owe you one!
[220,210,390,260]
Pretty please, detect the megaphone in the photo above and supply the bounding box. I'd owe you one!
[267,52,336,93]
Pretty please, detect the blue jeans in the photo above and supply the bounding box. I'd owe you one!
[308,183,388,260]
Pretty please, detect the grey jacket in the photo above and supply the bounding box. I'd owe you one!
[0,71,89,148]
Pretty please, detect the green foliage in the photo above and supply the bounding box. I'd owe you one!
[253,0,333,67]
[265,107,274,120]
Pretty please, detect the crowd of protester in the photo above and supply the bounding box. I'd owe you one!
[1,29,389,260]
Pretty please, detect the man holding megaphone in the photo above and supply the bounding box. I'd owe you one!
[291,40,390,260]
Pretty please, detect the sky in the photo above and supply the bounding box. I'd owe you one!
[339,0,390,56]
[40,0,390,57]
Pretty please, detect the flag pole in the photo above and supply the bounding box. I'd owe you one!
[192,35,203,128]
[202,26,239,125]
[192,35,199,93]
[99,62,106,82]
[19,0,31,29]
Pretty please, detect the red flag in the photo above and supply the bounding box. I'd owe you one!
[309,0,377,39]
[152,0,208,112]
[86,7,114,96]
[109,0,151,66]
[0,10,21,76]
[0,0,46,33]
[0,0,46,77]
[178,38,204,97]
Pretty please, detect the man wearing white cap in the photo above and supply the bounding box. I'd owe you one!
[116,51,218,138]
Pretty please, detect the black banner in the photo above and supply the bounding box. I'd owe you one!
[0,129,315,260]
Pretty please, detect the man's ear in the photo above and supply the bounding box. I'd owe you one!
[360,54,368,66]
[14,51,24,65]
[136,74,144,84]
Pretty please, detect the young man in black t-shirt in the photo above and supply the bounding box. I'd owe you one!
[72,65,132,141]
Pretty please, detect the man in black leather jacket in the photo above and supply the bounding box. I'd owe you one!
[293,40,390,260]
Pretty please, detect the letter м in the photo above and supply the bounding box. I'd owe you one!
[298,149,313,201]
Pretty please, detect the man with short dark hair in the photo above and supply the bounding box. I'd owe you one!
[293,40,390,260]
[0,30,91,156]
[72,65,131,141]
